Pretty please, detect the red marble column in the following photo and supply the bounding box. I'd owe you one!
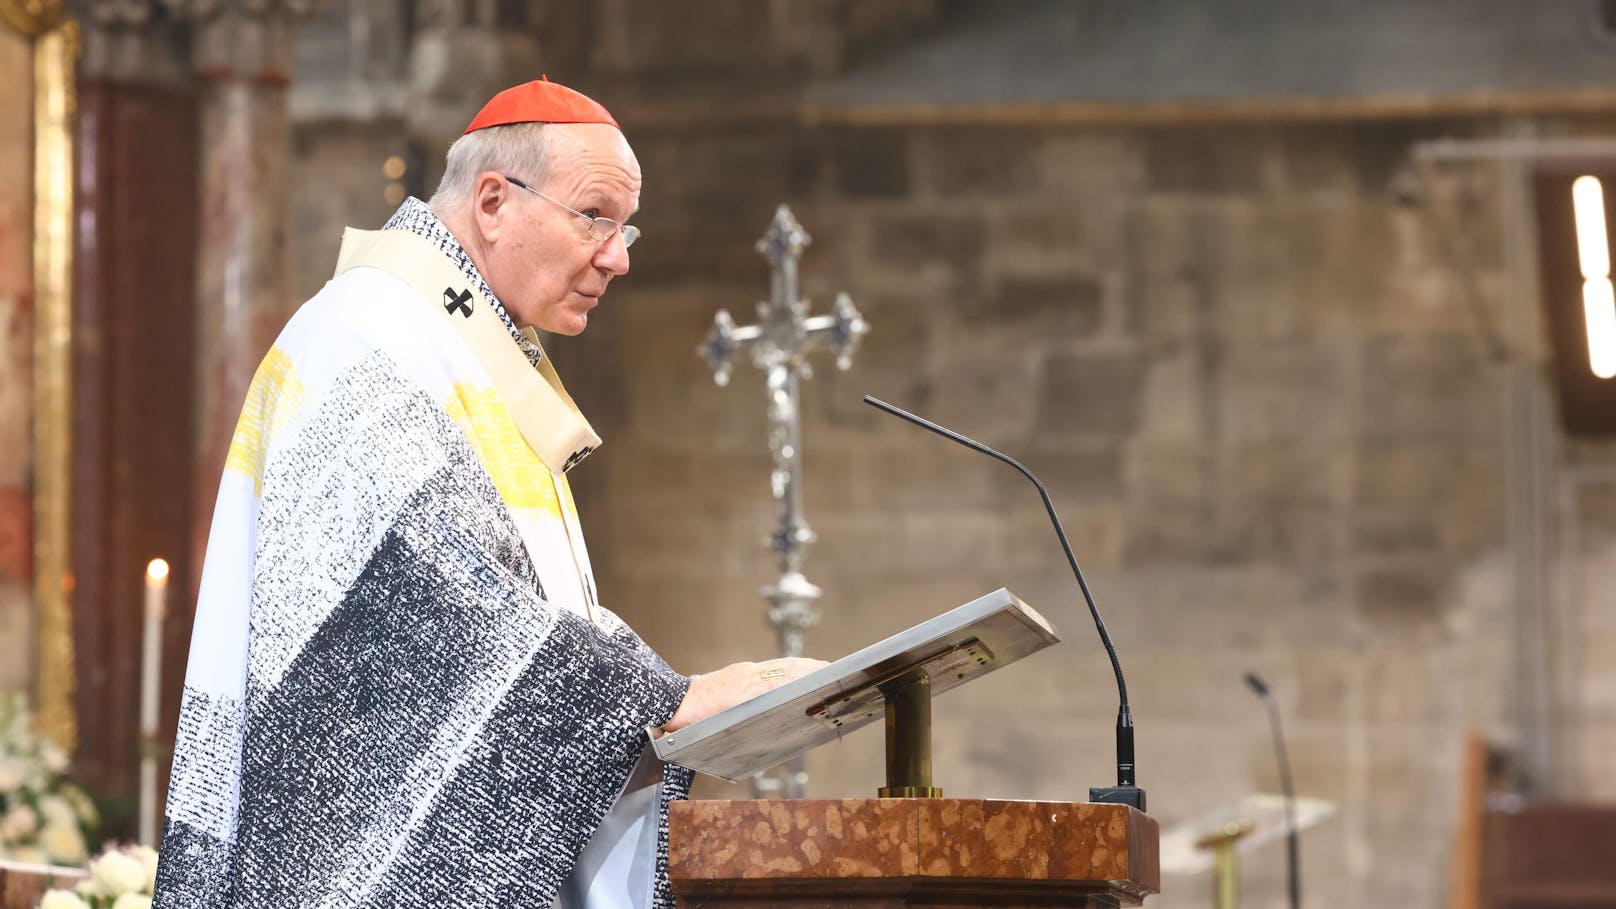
[191,80,292,524]
[178,0,314,593]
[0,34,34,694]
[71,2,200,822]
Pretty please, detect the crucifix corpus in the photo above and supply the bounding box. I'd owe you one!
[698,204,868,796]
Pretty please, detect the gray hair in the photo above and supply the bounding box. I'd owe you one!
[427,122,551,214]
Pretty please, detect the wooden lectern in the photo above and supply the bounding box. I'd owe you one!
[670,798,1159,907]
[652,590,1161,907]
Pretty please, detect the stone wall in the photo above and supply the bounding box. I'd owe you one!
[0,31,33,694]
[281,5,1616,908]
[551,113,1531,909]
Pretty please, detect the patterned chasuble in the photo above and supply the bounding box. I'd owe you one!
[153,205,695,909]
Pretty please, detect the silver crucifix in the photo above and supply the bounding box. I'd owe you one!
[699,204,867,797]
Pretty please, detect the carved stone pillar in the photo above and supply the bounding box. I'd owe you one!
[165,0,316,601]
[404,0,544,173]
[70,0,198,819]
[80,0,187,82]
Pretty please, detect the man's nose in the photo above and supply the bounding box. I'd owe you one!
[594,231,631,276]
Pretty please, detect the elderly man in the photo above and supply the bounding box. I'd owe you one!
[154,79,821,909]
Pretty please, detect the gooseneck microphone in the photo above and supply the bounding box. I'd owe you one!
[863,395,1144,811]
[1246,672,1300,909]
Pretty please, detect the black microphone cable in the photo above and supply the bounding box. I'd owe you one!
[864,394,1143,810]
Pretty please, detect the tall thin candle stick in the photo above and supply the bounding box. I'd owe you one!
[139,558,169,846]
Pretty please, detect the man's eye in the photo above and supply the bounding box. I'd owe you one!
[580,209,601,220]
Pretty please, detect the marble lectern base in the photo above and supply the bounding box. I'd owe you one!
[669,798,1160,908]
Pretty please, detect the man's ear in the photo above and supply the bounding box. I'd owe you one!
[472,171,508,242]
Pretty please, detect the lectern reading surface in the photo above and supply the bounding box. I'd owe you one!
[650,588,1057,782]
[1160,794,1336,875]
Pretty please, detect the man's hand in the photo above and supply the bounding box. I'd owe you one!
[662,658,828,733]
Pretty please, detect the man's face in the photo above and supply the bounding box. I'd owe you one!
[480,123,640,335]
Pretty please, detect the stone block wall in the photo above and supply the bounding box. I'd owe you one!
[289,120,409,298]
[541,114,1535,909]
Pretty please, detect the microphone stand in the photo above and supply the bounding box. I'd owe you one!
[1246,672,1300,909]
[864,395,1145,811]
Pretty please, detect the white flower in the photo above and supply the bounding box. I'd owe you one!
[38,889,90,909]
[3,844,45,864]
[90,849,147,895]
[130,844,159,893]
[58,783,98,825]
[1,803,39,840]
[0,757,24,792]
[39,741,69,775]
[20,762,47,792]
[74,879,101,898]
[40,820,87,865]
[111,894,153,909]
[37,794,75,828]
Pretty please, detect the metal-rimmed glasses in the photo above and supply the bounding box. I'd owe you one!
[505,175,641,249]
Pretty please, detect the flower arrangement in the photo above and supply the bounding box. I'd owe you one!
[36,844,158,909]
[0,693,98,866]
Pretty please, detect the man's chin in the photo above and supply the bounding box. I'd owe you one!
[529,306,592,336]
[538,314,588,336]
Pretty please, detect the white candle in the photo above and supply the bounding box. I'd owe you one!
[139,558,168,846]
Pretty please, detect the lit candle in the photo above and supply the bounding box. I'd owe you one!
[139,558,169,846]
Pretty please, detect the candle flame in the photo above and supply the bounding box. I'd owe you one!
[147,559,170,582]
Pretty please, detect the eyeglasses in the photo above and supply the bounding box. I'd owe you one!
[505,175,640,249]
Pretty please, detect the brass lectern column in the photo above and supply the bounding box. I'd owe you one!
[1195,821,1253,909]
[880,668,941,798]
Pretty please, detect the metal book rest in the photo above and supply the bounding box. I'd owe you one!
[650,588,1059,797]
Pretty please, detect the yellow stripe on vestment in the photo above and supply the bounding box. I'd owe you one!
[224,347,307,497]
[445,383,564,519]
[556,469,581,523]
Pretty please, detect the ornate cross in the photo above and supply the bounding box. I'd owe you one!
[699,206,866,798]
[701,205,868,666]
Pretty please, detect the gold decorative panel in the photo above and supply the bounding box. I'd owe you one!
[2,3,77,752]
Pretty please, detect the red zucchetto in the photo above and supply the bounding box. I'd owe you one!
[463,76,619,134]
